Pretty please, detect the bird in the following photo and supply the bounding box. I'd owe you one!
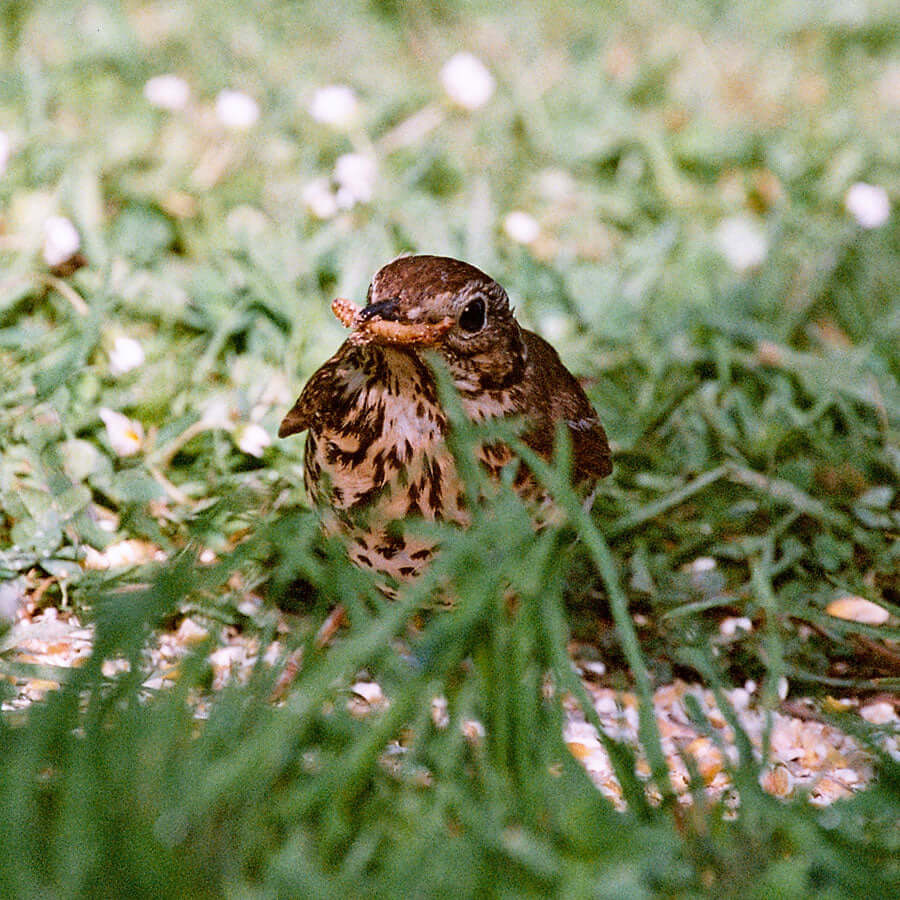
[279,254,611,591]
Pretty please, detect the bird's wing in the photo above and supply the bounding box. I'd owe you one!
[566,414,612,481]
[278,346,350,438]
[520,331,612,482]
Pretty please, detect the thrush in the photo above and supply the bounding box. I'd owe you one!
[279,254,611,589]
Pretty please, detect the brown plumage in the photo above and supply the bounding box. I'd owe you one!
[279,255,611,587]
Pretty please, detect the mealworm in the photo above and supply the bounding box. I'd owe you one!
[331,296,361,329]
[331,297,454,346]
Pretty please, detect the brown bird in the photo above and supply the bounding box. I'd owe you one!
[279,255,611,589]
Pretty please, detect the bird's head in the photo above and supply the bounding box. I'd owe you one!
[356,255,526,391]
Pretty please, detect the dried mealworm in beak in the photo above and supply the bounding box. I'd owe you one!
[363,316,454,346]
[331,297,362,329]
[331,297,453,346]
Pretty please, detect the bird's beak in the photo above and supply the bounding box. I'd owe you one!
[358,298,400,322]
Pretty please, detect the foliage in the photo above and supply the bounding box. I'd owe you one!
[0,1,898,897]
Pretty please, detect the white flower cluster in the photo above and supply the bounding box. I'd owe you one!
[143,75,260,131]
[42,216,81,267]
[308,85,359,128]
[440,52,495,110]
[844,182,890,229]
[215,90,260,130]
[300,53,496,222]
[144,74,190,110]
[715,215,768,273]
[503,210,540,245]
[302,152,377,220]
[98,389,271,459]
[334,152,376,206]
[236,423,271,458]
[99,407,144,457]
[108,336,145,375]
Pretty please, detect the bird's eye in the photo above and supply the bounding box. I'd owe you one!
[458,297,486,333]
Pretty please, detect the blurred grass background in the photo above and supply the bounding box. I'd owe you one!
[1,0,899,896]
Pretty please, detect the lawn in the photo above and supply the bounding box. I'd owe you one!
[1,1,898,896]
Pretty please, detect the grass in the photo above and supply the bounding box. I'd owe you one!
[1,0,899,896]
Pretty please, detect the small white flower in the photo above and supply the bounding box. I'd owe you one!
[237,596,261,617]
[715,215,768,273]
[99,407,144,456]
[0,131,10,176]
[215,90,260,130]
[236,423,271,457]
[42,215,81,267]
[143,74,190,111]
[108,335,145,376]
[503,210,540,244]
[440,52,495,110]
[335,186,357,210]
[302,178,339,220]
[308,84,359,127]
[98,515,117,533]
[844,182,890,229]
[333,152,377,205]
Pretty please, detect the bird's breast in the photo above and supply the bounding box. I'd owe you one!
[302,350,473,584]
[304,352,463,517]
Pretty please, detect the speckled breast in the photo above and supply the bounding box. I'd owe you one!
[303,346,470,585]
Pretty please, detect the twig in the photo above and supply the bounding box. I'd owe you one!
[152,420,223,471]
[315,604,347,648]
[849,634,900,673]
[34,273,89,316]
[146,464,194,507]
